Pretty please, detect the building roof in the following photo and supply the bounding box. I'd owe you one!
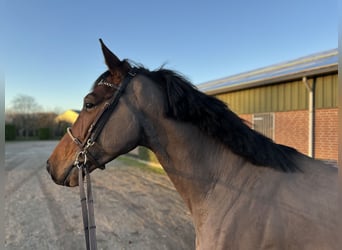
[198,49,338,95]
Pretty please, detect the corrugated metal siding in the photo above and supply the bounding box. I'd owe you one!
[215,73,337,114]
[315,74,338,109]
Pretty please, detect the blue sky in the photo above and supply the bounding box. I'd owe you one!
[3,0,338,112]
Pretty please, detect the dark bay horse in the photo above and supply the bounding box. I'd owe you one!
[47,40,339,250]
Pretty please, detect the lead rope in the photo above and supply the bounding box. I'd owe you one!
[67,68,138,250]
[76,153,97,250]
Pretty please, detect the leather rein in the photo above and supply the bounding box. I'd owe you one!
[65,68,137,250]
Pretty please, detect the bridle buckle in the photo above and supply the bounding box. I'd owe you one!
[85,139,95,150]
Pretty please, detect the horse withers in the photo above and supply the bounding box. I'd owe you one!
[47,40,339,250]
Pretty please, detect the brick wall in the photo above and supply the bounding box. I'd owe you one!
[239,114,253,127]
[238,109,338,162]
[274,110,309,156]
[314,108,338,161]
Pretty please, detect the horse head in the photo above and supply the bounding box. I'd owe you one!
[46,40,146,186]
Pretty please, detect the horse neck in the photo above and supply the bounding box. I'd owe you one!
[142,116,243,213]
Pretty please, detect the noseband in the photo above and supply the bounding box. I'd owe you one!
[64,68,137,250]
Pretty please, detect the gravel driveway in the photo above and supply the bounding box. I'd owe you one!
[5,141,195,250]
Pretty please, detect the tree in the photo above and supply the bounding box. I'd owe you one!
[8,94,43,138]
[11,94,42,114]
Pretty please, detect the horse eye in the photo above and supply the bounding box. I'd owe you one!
[85,103,95,109]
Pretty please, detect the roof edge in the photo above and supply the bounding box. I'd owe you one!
[198,49,338,94]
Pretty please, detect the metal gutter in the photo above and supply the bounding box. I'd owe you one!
[303,77,314,157]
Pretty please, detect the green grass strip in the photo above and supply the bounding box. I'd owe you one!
[118,155,166,175]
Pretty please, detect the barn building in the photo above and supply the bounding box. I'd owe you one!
[198,49,338,163]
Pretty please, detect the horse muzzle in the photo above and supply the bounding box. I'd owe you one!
[46,160,79,187]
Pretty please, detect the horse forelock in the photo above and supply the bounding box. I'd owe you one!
[137,67,302,173]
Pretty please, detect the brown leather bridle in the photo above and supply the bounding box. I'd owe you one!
[66,68,138,175]
[64,68,137,250]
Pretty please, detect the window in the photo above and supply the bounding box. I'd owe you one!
[252,113,274,139]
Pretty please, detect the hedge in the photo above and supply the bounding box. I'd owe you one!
[39,127,52,140]
[5,124,16,141]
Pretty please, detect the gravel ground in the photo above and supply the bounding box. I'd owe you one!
[5,141,195,250]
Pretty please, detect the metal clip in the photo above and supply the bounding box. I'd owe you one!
[85,139,95,150]
[74,151,87,167]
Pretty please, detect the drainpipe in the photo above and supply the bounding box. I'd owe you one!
[303,77,314,158]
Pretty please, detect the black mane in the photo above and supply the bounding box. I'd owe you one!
[138,67,301,172]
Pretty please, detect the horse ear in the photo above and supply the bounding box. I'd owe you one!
[99,39,132,83]
[99,39,122,71]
